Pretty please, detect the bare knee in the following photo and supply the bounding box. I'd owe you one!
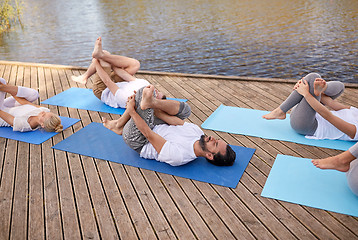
[127,59,140,75]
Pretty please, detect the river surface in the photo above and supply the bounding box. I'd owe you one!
[1,0,357,82]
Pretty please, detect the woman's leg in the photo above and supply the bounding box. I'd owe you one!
[71,58,98,84]
[92,37,140,76]
[93,59,120,96]
[92,66,112,100]
[0,80,39,107]
[323,81,345,99]
[288,73,323,135]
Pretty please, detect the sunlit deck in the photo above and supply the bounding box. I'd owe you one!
[0,60,357,239]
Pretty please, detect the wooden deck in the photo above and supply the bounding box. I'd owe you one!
[0,60,357,240]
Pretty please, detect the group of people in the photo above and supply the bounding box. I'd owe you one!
[0,37,357,196]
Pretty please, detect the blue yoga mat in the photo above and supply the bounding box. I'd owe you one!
[0,116,80,144]
[201,105,356,151]
[52,122,255,188]
[42,87,187,115]
[261,154,358,217]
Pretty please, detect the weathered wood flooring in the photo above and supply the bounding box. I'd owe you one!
[0,61,357,240]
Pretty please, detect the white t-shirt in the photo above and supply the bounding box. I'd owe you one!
[140,122,204,166]
[0,104,49,132]
[306,107,358,141]
[101,78,150,108]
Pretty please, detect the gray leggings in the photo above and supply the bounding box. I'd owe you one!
[122,87,191,153]
[348,143,358,196]
[280,73,345,136]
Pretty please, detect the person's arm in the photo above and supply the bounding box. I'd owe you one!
[127,95,167,153]
[296,80,356,139]
[0,110,14,126]
[321,95,350,111]
[154,109,184,126]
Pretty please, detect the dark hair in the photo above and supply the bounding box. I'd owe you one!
[207,145,236,166]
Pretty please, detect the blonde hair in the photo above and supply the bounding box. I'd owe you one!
[43,114,63,133]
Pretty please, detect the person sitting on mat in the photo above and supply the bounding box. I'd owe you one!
[71,37,165,109]
[312,142,358,196]
[0,78,63,132]
[263,72,358,142]
[104,85,236,167]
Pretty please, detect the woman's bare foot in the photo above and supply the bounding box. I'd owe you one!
[92,37,104,59]
[102,117,123,135]
[312,155,351,172]
[71,75,88,84]
[313,78,327,96]
[262,107,286,120]
[140,85,155,110]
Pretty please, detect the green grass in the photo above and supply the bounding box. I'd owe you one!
[0,0,22,34]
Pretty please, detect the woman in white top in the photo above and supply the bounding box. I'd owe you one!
[263,73,358,141]
[71,37,163,108]
[0,78,63,132]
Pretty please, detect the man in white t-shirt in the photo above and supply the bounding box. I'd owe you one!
[118,85,236,166]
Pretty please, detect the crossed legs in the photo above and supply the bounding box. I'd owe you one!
[103,85,190,136]
[72,37,140,84]
[263,73,345,135]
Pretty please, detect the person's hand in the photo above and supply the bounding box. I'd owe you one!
[126,94,136,113]
[294,79,310,97]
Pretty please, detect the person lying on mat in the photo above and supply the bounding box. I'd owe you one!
[263,72,358,142]
[104,85,236,166]
[71,37,165,109]
[0,78,63,132]
[312,142,358,196]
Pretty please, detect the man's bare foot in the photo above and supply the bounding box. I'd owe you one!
[312,155,350,172]
[71,75,88,84]
[102,117,123,135]
[140,85,155,110]
[262,107,286,120]
[92,37,104,59]
[313,78,327,96]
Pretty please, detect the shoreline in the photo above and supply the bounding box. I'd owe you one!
[1,60,358,88]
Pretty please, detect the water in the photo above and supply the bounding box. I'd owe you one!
[1,0,357,82]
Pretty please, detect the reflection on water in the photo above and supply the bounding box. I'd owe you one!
[0,0,357,82]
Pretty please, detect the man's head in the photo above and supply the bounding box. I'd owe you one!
[199,135,236,166]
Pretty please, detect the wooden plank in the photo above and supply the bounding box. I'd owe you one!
[76,110,120,239]
[158,173,217,239]
[61,69,101,239]
[95,161,138,239]
[28,142,45,240]
[140,169,197,239]
[41,67,63,240]
[10,140,29,240]
[9,62,32,240]
[125,166,177,239]
[110,163,156,239]
[27,66,45,239]
[176,177,241,239]
[51,68,82,239]
[0,140,18,240]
